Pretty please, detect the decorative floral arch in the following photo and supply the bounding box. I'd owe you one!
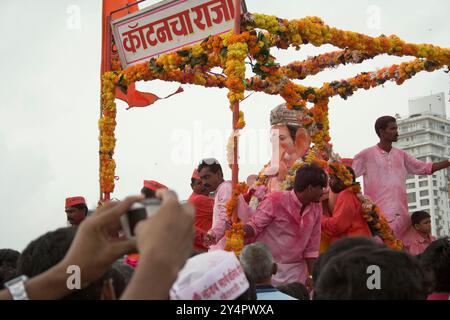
[100,12,450,253]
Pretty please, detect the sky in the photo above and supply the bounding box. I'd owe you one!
[0,0,449,250]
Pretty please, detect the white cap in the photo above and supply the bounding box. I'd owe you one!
[170,250,249,300]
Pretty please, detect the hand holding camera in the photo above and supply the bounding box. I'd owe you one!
[120,198,163,239]
[132,190,195,261]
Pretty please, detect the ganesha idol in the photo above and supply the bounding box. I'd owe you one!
[246,102,339,253]
[247,102,333,209]
[263,103,313,193]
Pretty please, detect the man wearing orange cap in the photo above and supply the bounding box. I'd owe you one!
[187,169,214,252]
[65,196,88,227]
[141,180,167,199]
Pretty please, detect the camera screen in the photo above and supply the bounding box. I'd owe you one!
[126,207,147,236]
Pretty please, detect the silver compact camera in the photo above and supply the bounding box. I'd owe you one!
[120,198,162,239]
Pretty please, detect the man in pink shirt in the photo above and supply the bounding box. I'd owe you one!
[352,116,450,239]
[243,164,328,290]
[199,158,251,250]
[403,211,436,255]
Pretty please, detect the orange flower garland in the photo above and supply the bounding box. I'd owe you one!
[244,13,450,66]
[328,160,354,187]
[99,72,118,194]
[224,32,251,129]
[281,50,376,81]
[348,184,404,250]
[224,183,248,257]
[99,11,449,244]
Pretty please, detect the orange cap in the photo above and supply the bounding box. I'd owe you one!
[192,169,200,180]
[143,180,167,191]
[65,196,86,207]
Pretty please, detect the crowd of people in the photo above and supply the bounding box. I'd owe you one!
[1,113,450,300]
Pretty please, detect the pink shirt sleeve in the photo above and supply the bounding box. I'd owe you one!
[352,149,366,178]
[403,151,433,175]
[304,208,322,259]
[247,196,275,237]
[209,183,231,240]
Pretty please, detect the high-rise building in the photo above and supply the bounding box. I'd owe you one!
[394,92,450,237]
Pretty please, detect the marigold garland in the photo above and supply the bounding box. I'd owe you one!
[244,13,450,66]
[224,183,248,257]
[99,72,118,193]
[277,146,328,190]
[328,160,354,187]
[349,184,404,250]
[99,12,449,258]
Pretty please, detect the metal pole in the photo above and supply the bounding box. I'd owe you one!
[100,0,146,203]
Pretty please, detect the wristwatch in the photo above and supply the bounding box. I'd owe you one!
[4,275,29,300]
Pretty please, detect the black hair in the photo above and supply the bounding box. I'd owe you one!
[312,237,381,282]
[374,116,396,137]
[314,246,428,300]
[197,159,223,176]
[0,249,20,288]
[419,237,450,292]
[141,187,156,199]
[294,163,327,192]
[16,227,113,300]
[111,262,134,298]
[411,211,431,226]
[277,282,310,300]
[71,203,88,216]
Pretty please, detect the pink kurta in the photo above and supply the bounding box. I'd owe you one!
[402,226,436,255]
[208,181,252,251]
[247,190,322,285]
[352,145,432,238]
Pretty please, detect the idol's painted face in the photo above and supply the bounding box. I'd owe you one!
[272,124,295,154]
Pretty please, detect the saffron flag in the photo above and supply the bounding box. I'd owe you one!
[101,0,183,108]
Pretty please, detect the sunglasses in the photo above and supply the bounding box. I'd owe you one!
[200,158,220,165]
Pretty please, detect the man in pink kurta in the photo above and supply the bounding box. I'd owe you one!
[207,180,251,250]
[351,116,443,240]
[198,158,252,251]
[353,145,432,237]
[247,190,322,285]
[243,164,327,287]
